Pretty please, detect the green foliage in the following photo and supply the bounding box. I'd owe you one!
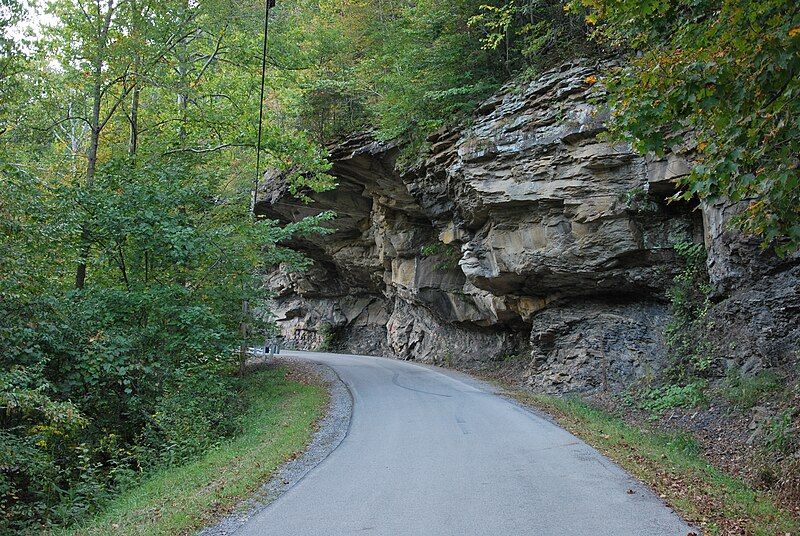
[469,0,601,77]
[275,0,598,153]
[441,351,454,368]
[722,369,783,409]
[469,3,518,52]
[764,408,798,455]
[0,151,334,531]
[420,242,461,270]
[0,0,336,529]
[619,186,659,214]
[0,0,25,132]
[573,0,800,254]
[629,241,711,416]
[639,380,708,415]
[317,322,335,352]
[665,241,714,380]
[500,353,527,364]
[55,367,326,535]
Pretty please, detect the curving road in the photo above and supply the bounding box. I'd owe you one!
[235,351,694,536]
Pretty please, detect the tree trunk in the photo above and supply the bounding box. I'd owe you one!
[75,70,103,290]
[75,0,114,290]
[128,0,141,158]
[129,85,140,157]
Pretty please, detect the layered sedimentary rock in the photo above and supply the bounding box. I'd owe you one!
[256,60,799,394]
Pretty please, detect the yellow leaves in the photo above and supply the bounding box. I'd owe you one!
[697,141,708,151]
[584,75,598,85]
[88,331,104,342]
[789,26,800,38]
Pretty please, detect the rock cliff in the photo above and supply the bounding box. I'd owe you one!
[257,60,799,394]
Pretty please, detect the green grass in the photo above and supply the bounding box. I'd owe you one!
[512,392,799,536]
[56,367,327,536]
[722,369,783,409]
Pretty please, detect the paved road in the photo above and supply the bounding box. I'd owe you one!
[236,351,694,536]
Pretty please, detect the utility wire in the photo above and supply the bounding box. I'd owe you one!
[243,0,276,368]
[251,0,276,215]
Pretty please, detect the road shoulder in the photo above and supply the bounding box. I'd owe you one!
[199,358,352,536]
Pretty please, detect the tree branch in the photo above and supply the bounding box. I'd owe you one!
[163,142,254,155]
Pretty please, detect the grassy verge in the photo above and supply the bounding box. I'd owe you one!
[510,391,799,536]
[57,367,327,536]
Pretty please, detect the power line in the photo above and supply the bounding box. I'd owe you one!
[251,0,276,215]
[243,0,277,368]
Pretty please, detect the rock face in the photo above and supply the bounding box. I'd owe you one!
[257,60,799,394]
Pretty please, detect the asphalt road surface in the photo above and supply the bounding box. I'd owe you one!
[235,351,694,536]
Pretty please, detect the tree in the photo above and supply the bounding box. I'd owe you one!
[1,0,336,529]
[269,0,597,158]
[0,0,26,135]
[45,0,202,288]
[573,0,800,253]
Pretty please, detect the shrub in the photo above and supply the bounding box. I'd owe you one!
[639,381,708,415]
[0,159,334,532]
[317,322,335,352]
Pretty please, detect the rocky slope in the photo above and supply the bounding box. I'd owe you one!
[256,60,800,394]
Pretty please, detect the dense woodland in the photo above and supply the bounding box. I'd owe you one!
[1,0,798,531]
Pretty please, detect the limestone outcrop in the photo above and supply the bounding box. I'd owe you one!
[257,60,799,394]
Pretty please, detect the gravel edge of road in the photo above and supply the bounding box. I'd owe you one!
[198,356,353,536]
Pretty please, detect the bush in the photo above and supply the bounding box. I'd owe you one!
[143,354,242,468]
[0,158,334,532]
[420,242,461,271]
[317,322,335,352]
[639,381,708,415]
[0,291,246,532]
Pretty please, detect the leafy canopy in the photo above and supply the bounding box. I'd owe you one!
[272,0,597,155]
[0,0,335,530]
[572,0,800,253]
